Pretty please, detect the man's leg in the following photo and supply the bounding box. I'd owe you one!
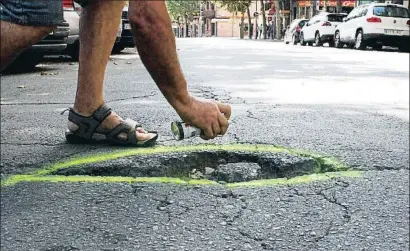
[0,0,63,71]
[69,0,154,141]
[0,22,54,70]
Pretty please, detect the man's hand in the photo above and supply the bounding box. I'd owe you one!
[127,1,231,139]
[177,96,231,140]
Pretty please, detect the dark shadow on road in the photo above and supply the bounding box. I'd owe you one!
[0,65,63,76]
[42,55,77,63]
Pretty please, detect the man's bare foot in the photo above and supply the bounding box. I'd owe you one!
[67,110,157,142]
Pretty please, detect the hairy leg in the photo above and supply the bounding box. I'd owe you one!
[73,0,124,113]
[0,21,54,71]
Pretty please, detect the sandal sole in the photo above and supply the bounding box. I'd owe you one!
[65,131,159,147]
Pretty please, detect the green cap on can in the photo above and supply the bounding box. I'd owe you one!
[171,121,184,140]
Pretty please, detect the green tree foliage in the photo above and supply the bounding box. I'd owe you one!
[166,0,201,22]
[260,0,267,39]
[218,0,251,39]
[166,0,202,37]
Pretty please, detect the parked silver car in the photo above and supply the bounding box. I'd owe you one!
[62,0,122,60]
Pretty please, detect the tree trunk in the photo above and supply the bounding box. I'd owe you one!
[260,0,267,39]
[275,0,281,40]
[240,14,245,39]
[185,15,188,37]
[246,5,252,39]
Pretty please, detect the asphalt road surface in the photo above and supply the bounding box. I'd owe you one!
[1,38,409,251]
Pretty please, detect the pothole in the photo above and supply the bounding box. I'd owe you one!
[50,149,347,183]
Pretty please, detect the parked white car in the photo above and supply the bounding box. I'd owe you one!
[334,3,410,51]
[299,12,347,47]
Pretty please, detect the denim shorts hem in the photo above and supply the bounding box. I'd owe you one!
[0,15,64,27]
[0,0,64,27]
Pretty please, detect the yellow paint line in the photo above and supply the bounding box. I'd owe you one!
[33,144,347,176]
[1,171,363,188]
[1,144,355,187]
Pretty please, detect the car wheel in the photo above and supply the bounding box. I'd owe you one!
[329,41,335,47]
[398,44,409,53]
[307,42,313,46]
[334,31,344,48]
[300,33,306,46]
[112,44,125,54]
[315,32,322,46]
[67,42,80,61]
[354,30,366,50]
[292,34,298,45]
[372,44,383,51]
[1,52,44,73]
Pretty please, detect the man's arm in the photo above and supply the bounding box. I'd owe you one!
[128,1,189,111]
[128,1,231,139]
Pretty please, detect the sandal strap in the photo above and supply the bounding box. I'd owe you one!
[105,118,141,145]
[67,104,112,140]
[92,104,112,122]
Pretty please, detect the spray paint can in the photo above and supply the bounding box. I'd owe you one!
[171,121,202,140]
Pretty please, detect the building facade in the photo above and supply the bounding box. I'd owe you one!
[182,0,409,38]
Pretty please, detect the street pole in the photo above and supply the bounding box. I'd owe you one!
[231,14,234,37]
[255,1,258,39]
[199,3,202,37]
[275,0,281,40]
[260,0,267,39]
[290,0,293,22]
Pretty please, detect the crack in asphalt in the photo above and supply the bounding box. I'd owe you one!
[191,86,235,103]
[0,92,156,106]
[232,133,240,143]
[221,190,248,226]
[203,189,273,248]
[246,110,259,120]
[316,179,351,223]
[238,230,264,242]
[155,194,173,222]
[307,178,351,248]
[312,221,334,244]
[227,118,241,143]
[41,244,80,251]
[107,92,157,103]
[0,102,73,106]
[131,186,192,223]
[1,142,66,147]
[288,179,352,249]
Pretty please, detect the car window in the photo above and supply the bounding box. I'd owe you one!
[373,5,410,18]
[327,14,346,22]
[290,20,299,29]
[347,7,360,19]
[299,20,307,27]
[308,16,318,25]
[360,7,368,17]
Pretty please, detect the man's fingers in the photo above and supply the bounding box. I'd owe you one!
[212,120,221,138]
[217,103,231,120]
[217,112,229,135]
[201,126,214,140]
